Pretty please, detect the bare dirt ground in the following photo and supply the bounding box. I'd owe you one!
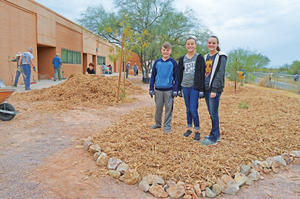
[0,77,299,199]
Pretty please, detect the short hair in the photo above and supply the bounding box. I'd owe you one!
[162,42,172,49]
[185,37,196,44]
[89,63,94,67]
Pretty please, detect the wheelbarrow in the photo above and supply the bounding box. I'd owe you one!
[0,89,17,121]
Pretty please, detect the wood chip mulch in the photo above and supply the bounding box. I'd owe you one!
[92,83,300,184]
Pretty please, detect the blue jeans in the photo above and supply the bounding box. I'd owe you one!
[126,70,129,78]
[22,64,31,90]
[13,67,23,86]
[54,67,61,80]
[204,91,222,142]
[182,87,200,130]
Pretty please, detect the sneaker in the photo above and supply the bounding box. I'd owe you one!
[204,136,220,142]
[193,132,201,141]
[151,124,161,129]
[201,138,217,146]
[183,129,192,137]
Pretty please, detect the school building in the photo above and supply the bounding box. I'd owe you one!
[0,0,140,85]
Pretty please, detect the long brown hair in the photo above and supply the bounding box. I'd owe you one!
[209,35,220,51]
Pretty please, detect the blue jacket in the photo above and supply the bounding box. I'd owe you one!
[149,57,178,91]
[52,56,62,68]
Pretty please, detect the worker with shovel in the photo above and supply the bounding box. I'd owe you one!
[12,52,24,87]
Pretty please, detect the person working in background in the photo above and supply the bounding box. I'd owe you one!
[21,47,34,90]
[102,63,106,74]
[12,52,23,87]
[52,53,62,81]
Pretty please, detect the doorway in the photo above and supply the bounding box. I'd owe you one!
[37,46,56,80]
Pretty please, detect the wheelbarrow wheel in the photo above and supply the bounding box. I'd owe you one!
[0,103,16,121]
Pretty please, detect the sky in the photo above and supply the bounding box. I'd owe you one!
[35,0,300,67]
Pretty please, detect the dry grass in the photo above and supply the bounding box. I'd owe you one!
[92,83,300,184]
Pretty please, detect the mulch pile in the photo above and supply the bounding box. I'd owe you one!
[92,83,300,184]
[11,73,144,111]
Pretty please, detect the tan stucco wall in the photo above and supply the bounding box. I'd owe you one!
[0,0,138,85]
[0,0,37,85]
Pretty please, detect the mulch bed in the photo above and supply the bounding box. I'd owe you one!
[92,83,300,184]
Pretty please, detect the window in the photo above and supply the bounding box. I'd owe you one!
[61,48,81,64]
[97,56,106,65]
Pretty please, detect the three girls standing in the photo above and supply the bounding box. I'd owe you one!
[178,36,227,146]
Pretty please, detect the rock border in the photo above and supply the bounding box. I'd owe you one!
[82,137,300,198]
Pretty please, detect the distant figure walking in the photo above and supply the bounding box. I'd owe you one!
[52,53,62,81]
[21,47,34,90]
[133,63,138,76]
[125,62,130,78]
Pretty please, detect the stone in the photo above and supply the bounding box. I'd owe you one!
[262,160,272,168]
[245,177,253,185]
[193,184,201,197]
[251,160,264,171]
[149,184,168,198]
[177,181,185,186]
[282,153,293,165]
[220,175,234,185]
[183,195,192,199]
[216,178,226,192]
[240,164,251,175]
[88,144,101,153]
[234,173,247,187]
[247,169,260,181]
[93,151,101,160]
[116,162,129,175]
[272,155,287,166]
[142,174,155,185]
[166,180,176,188]
[153,175,165,185]
[96,152,108,167]
[190,192,199,199]
[200,182,209,191]
[108,170,121,179]
[119,169,140,185]
[205,187,217,198]
[291,150,300,158]
[271,165,279,173]
[224,182,240,195]
[167,184,185,199]
[266,158,273,168]
[186,190,195,195]
[107,157,122,170]
[139,179,150,192]
[212,184,222,195]
[83,139,93,151]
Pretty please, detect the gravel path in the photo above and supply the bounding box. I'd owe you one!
[0,114,70,199]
